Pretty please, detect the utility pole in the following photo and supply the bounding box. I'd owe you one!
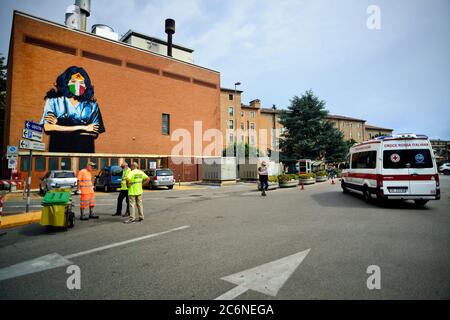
[234,82,241,180]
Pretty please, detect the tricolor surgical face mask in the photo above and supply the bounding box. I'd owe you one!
[68,81,86,97]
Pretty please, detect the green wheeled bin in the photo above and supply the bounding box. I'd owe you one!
[40,191,75,231]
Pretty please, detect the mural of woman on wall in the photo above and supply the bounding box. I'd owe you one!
[40,66,105,153]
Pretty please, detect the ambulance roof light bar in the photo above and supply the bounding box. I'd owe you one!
[391,133,429,139]
[374,135,393,140]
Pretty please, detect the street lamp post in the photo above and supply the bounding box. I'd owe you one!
[234,82,241,180]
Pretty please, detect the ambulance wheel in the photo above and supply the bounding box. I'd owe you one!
[341,181,349,194]
[443,170,450,175]
[414,200,428,207]
[363,186,372,203]
[168,185,174,190]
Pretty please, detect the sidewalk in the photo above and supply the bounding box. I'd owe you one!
[3,191,41,201]
[0,211,41,230]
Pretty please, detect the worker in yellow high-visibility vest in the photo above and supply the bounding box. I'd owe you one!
[124,162,150,224]
[113,162,131,217]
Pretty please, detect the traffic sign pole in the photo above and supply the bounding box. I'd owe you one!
[25,150,32,213]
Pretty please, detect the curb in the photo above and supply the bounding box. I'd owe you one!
[0,211,42,230]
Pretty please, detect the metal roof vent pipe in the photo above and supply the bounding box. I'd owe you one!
[165,18,175,57]
[75,0,91,32]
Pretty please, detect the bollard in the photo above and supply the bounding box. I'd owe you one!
[300,183,304,191]
[331,179,335,185]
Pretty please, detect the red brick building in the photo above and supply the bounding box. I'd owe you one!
[3,11,221,187]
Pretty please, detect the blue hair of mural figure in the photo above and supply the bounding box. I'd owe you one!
[45,66,95,102]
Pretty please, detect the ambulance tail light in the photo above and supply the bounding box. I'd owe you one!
[377,176,384,196]
[433,174,440,187]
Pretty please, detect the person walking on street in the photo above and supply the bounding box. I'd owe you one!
[124,162,150,224]
[329,165,336,180]
[77,162,99,220]
[258,161,269,197]
[113,162,131,217]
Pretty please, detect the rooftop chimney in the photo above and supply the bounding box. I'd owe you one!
[75,0,91,31]
[165,18,175,57]
[249,99,261,109]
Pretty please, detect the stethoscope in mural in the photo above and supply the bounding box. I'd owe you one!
[40,66,105,153]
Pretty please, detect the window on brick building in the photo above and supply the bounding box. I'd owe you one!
[79,157,88,170]
[61,157,71,170]
[228,107,234,116]
[229,94,233,101]
[229,120,234,129]
[162,114,170,135]
[49,157,59,170]
[34,157,46,172]
[20,157,30,172]
[99,158,109,170]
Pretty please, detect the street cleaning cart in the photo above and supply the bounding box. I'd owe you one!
[40,189,75,231]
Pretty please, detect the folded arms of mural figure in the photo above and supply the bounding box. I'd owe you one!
[43,113,100,135]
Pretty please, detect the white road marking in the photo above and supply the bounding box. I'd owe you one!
[215,249,311,300]
[0,225,190,282]
[0,253,72,282]
[65,225,190,259]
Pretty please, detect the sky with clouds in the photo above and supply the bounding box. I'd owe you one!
[1,0,449,139]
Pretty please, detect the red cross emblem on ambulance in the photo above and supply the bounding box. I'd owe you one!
[390,153,400,163]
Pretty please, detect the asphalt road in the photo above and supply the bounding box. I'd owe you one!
[1,177,449,300]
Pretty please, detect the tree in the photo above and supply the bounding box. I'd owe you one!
[222,142,264,158]
[279,90,348,162]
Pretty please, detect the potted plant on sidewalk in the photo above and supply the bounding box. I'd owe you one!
[315,170,328,183]
[298,173,316,185]
[278,174,299,188]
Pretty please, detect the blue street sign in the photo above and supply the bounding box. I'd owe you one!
[25,121,43,133]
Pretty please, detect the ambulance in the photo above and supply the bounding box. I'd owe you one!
[341,134,440,207]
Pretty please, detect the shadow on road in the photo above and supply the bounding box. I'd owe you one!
[311,191,368,209]
[18,224,52,237]
[311,191,435,211]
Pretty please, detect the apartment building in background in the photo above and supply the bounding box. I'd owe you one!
[220,89,395,153]
[325,115,366,143]
[220,89,281,156]
[365,124,394,140]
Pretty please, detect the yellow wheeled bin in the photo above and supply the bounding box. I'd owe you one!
[40,190,75,231]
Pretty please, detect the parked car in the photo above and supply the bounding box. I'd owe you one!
[439,163,450,175]
[94,166,122,192]
[39,170,78,195]
[145,168,175,190]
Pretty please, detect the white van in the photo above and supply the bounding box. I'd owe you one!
[341,134,440,207]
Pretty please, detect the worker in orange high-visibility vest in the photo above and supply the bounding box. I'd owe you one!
[77,161,99,221]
